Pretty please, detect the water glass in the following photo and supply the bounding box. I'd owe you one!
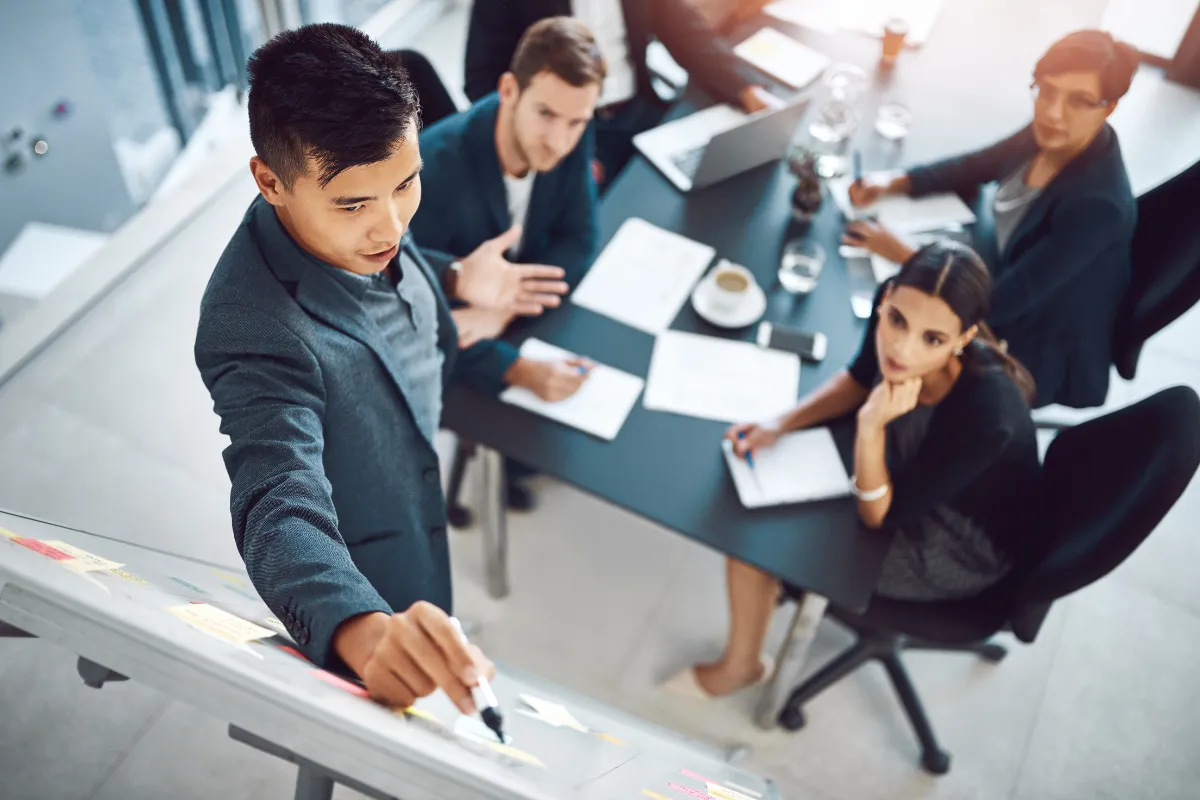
[779,240,826,294]
[875,102,913,140]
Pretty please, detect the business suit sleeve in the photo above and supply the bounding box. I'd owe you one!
[987,195,1126,328]
[532,138,600,289]
[650,0,751,105]
[464,1,522,102]
[454,339,520,395]
[907,127,1036,198]
[196,303,391,668]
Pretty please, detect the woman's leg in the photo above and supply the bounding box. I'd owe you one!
[693,557,781,696]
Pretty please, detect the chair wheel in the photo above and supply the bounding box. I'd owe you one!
[447,505,473,528]
[979,643,1008,663]
[921,748,951,775]
[777,704,806,731]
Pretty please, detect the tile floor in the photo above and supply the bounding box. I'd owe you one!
[3,3,1200,799]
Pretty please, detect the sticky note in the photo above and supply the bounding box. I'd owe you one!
[402,706,443,725]
[642,792,671,800]
[168,576,210,595]
[42,541,123,571]
[487,742,545,768]
[167,603,275,644]
[594,732,628,746]
[680,768,716,785]
[517,694,589,732]
[708,783,760,800]
[309,669,369,698]
[212,569,248,587]
[278,645,310,662]
[14,538,72,560]
[667,783,711,800]
[108,568,148,585]
[0,527,19,540]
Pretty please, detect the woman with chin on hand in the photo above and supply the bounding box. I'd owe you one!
[666,243,1043,699]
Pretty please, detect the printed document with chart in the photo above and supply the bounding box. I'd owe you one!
[644,331,800,423]
[571,218,715,334]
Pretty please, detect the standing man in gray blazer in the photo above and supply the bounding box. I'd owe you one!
[194,23,569,712]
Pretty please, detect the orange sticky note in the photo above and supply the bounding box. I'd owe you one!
[309,669,369,698]
[594,732,628,746]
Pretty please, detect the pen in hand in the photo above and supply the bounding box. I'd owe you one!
[852,150,863,184]
[448,617,507,744]
[737,431,764,492]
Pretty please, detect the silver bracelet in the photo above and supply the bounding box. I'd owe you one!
[849,476,889,501]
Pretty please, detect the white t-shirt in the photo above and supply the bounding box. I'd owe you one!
[503,170,536,256]
[572,0,638,107]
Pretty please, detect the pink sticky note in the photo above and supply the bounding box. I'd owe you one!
[14,538,72,560]
[668,784,711,800]
[279,645,310,662]
[309,669,369,698]
[680,768,717,785]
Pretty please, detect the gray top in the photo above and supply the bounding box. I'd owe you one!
[993,161,1042,256]
[327,257,444,443]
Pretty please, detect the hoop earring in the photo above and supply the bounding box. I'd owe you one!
[954,347,964,356]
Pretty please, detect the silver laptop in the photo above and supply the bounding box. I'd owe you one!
[633,95,810,192]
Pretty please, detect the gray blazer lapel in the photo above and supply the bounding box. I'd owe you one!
[293,263,435,447]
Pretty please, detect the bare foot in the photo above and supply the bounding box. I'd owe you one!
[692,658,767,697]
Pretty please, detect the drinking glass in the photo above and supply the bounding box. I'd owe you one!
[779,240,826,294]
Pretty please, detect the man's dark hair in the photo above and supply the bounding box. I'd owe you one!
[510,17,607,91]
[247,23,420,190]
[1034,30,1140,103]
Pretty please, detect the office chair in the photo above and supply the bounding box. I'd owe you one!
[776,386,1200,775]
[1037,158,1200,430]
[1114,157,1200,381]
[386,50,460,128]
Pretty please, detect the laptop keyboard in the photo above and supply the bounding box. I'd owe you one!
[670,146,705,179]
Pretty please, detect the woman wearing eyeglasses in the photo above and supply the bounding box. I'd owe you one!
[845,30,1139,410]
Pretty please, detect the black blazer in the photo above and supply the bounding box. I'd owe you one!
[464,0,750,106]
[908,124,1136,409]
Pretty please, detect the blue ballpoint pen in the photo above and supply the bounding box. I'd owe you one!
[737,431,764,492]
[852,150,863,184]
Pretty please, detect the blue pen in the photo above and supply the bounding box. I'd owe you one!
[737,431,764,492]
[852,150,863,184]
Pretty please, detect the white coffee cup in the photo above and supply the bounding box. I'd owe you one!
[707,260,757,314]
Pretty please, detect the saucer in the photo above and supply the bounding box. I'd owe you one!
[691,279,767,329]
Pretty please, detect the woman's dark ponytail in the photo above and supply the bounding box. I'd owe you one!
[894,242,1038,404]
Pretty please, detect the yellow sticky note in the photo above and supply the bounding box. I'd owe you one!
[107,568,148,586]
[642,791,671,800]
[402,707,443,725]
[167,604,275,644]
[212,569,248,587]
[487,741,545,768]
[0,527,19,540]
[594,732,628,746]
[707,784,759,800]
[43,541,122,572]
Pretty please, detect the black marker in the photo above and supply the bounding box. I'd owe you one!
[449,617,507,744]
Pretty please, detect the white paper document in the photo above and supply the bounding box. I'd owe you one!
[644,331,800,423]
[733,27,832,89]
[571,218,716,334]
[499,339,644,441]
[829,177,976,233]
[722,428,851,508]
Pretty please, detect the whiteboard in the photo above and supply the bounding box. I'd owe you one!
[0,509,779,800]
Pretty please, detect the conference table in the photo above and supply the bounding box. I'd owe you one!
[443,0,1112,729]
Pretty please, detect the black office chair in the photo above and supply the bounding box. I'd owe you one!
[1037,159,1200,430]
[386,49,460,129]
[1113,158,1200,381]
[777,386,1200,775]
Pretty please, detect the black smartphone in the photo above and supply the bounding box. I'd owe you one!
[756,321,827,362]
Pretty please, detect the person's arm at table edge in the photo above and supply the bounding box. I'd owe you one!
[773,370,871,434]
[905,125,1038,198]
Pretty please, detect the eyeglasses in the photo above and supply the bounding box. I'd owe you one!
[1030,80,1110,113]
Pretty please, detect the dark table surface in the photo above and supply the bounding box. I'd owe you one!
[443,0,1109,612]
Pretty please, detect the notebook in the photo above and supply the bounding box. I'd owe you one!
[722,428,851,508]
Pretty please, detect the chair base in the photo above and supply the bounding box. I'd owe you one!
[777,629,1006,776]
